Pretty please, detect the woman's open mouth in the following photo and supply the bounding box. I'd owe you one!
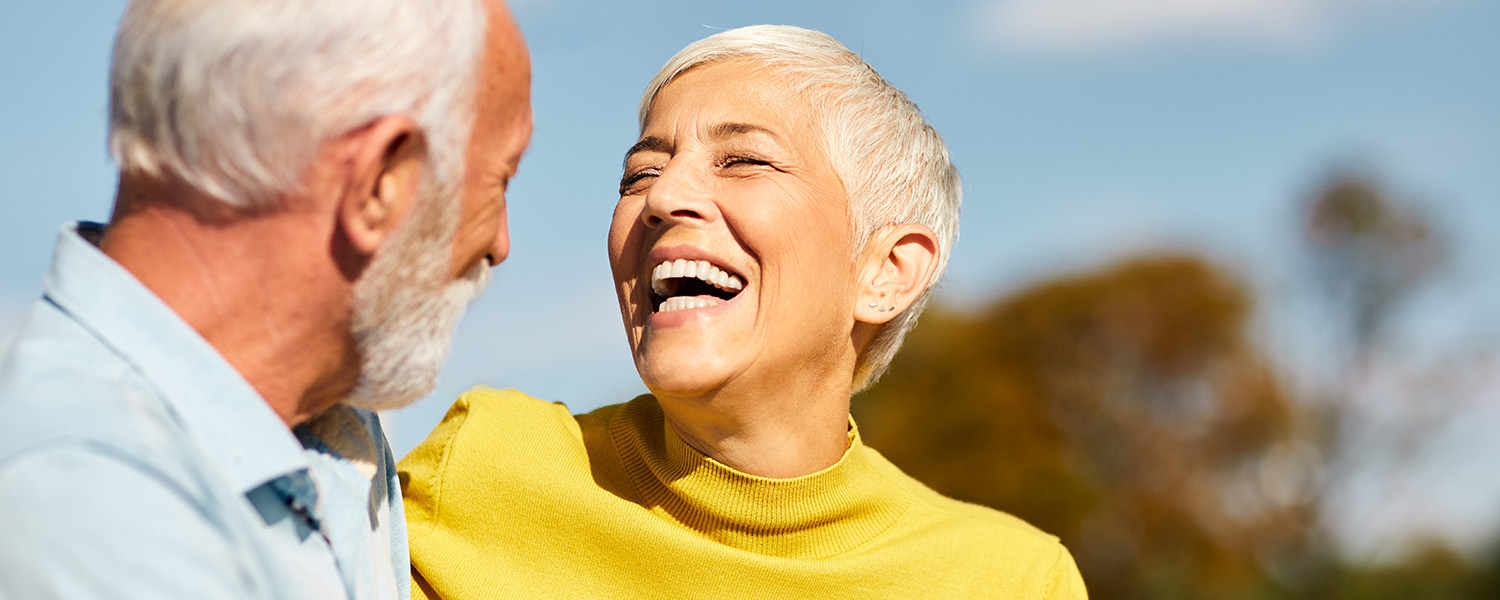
[649,259,745,313]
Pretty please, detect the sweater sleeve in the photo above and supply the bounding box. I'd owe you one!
[1043,544,1089,599]
[398,394,476,547]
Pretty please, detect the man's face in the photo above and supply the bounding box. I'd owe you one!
[448,0,533,282]
[344,0,532,411]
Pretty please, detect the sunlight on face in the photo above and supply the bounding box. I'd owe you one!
[344,171,491,412]
[447,0,532,281]
[608,60,859,401]
[345,1,528,411]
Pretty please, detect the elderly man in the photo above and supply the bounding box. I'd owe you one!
[0,0,530,598]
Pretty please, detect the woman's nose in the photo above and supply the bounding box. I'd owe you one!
[641,162,716,228]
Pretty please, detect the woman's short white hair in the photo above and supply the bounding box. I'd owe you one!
[109,0,488,209]
[639,25,962,392]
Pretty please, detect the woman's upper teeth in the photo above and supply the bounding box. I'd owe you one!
[650,259,744,297]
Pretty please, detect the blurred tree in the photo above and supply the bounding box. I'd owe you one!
[1303,173,1444,370]
[1299,172,1483,578]
[856,255,1319,599]
[1312,543,1500,599]
[853,173,1496,597]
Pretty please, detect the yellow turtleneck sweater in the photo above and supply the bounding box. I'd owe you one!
[400,387,1087,599]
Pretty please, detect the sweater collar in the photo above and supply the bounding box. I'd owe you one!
[610,395,911,559]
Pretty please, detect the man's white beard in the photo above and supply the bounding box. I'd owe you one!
[343,182,490,412]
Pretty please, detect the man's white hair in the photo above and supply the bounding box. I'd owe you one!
[108,0,488,209]
[639,25,962,392]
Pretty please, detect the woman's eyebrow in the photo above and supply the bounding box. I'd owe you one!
[623,123,784,168]
[622,136,671,168]
[708,122,780,143]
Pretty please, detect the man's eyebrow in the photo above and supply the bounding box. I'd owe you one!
[622,136,670,168]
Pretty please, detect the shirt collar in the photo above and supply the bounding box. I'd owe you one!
[43,222,310,493]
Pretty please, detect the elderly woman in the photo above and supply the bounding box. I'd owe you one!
[401,25,1086,599]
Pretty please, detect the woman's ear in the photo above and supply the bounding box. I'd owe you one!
[337,115,425,256]
[853,223,940,325]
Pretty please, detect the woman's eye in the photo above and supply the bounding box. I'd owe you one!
[719,155,770,168]
[618,170,659,195]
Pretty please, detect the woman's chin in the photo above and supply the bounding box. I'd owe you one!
[635,352,740,400]
[639,373,730,400]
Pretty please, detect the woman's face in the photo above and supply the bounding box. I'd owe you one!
[608,61,860,400]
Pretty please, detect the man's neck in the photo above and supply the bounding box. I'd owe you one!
[101,177,355,428]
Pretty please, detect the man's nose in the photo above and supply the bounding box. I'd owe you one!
[487,206,511,267]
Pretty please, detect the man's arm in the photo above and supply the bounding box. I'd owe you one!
[0,445,252,600]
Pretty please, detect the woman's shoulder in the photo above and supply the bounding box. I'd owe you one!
[446,385,579,425]
[402,389,609,487]
[858,444,1088,597]
[401,386,625,465]
[858,444,1063,548]
[399,388,632,538]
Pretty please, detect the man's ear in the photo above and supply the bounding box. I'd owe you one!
[337,115,425,256]
[853,223,940,325]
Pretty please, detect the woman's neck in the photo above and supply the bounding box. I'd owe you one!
[655,381,854,479]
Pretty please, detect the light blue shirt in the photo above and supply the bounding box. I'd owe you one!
[0,223,408,600]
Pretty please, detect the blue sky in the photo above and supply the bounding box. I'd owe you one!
[3,0,1497,558]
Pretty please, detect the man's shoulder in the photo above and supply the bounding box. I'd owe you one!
[0,302,192,483]
[0,315,268,599]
